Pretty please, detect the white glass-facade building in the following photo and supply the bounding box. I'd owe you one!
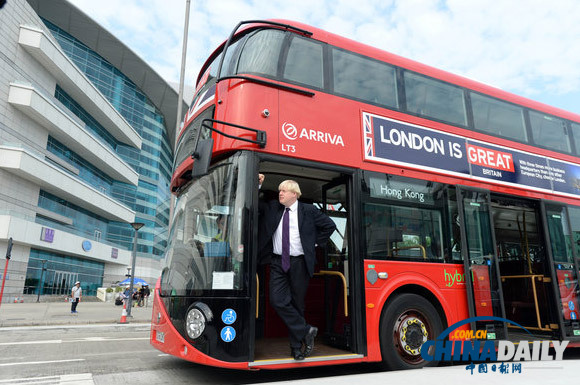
[0,0,184,300]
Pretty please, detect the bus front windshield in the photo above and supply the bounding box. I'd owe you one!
[160,153,248,295]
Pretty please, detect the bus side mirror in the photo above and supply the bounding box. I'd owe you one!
[191,138,214,178]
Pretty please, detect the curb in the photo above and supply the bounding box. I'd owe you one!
[0,320,151,328]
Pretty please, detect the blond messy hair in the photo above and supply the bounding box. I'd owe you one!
[278,180,302,198]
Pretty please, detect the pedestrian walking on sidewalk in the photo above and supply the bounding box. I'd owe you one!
[142,284,150,307]
[70,281,82,313]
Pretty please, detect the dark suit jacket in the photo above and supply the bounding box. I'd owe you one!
[258,199,336,277]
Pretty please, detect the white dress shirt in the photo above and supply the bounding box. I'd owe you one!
[273,201,304,256]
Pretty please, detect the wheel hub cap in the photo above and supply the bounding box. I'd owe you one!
[399,317,428,356]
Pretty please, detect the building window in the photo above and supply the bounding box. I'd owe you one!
[44,19,173,259]
[37,190,110,243]
[25,249,104,296]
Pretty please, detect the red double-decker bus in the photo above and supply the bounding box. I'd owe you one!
[150,19,580,370]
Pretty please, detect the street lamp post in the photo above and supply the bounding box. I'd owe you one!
[175,0,191,138]
[36,259,47,303]
[126,222,144,317]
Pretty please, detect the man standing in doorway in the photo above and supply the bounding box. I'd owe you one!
[258,174,336,360]
[71,281,82,313]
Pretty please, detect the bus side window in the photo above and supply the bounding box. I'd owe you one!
[332,47,398,109]
[529,111,571,153]
[363,203,389,259]
[471,92,527,142]
[404,71,467,128]
[363,202,444,261]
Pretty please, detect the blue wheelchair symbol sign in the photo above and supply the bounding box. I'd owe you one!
[569,301,576,312]
[221,326,236,342]
[222,309,237,325]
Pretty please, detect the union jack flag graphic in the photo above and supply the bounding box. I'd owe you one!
[363,113,375,158]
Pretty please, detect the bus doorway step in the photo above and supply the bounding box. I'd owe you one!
[254,337,352,361]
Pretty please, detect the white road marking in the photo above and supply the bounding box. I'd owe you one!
[0,373,94,384]
[0,336,149,346]
[0,339,62,346]
[0,358,85,367]
[71,337,149,342]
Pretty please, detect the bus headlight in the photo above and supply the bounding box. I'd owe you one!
[186,308,206,339]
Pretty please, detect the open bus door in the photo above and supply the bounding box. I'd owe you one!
[456,187,508,340]
[541,202,580,340]
[320,178,353,351]
[251,159,363,366]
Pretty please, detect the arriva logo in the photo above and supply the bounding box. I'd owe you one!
[281,122,345,146]
[282,122,299,140]
[444,268,465,287]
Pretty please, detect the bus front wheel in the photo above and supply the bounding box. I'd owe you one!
[379,293,443,370]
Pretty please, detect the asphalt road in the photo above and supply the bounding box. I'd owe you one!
[0,324,382,384]
[2,324,580,385]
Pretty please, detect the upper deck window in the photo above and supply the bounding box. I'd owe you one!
[529,111,570,153]
[283,36,324,89]
[236,29,285,78]
[332,48,398,109]
[471,93,527,142]
[404,71,467,127]
[213,38,244,78]
[571,122,580,155]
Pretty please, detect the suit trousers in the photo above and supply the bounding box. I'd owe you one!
[269,254,310,349]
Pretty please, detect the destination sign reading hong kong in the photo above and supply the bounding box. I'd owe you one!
[362,112,580,198]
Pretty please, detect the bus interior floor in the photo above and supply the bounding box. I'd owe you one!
[253,337,350,361]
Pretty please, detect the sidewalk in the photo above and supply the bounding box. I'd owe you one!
[0,300,152,327]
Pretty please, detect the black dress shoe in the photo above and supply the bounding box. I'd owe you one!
[303,326,318,357]
[291,347,304,360]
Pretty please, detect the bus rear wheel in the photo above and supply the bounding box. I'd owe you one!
[379,293,443,370]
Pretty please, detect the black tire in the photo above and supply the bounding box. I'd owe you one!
[379,293,443,370]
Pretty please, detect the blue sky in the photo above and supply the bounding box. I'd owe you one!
[69,0,580,116]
